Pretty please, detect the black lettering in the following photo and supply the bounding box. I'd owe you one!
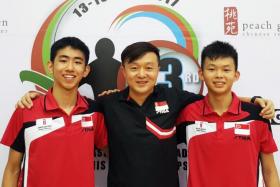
[159,0,179,6]
[94,149,103,157]
[159,58,183,89]
[73,8,82,17]
[183,161,188,170]
[79,3,89,13]
[101,160,106,170]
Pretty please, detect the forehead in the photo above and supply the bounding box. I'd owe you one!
[56,46,85,59]
[204,57,235,67]
[127,52,159,65]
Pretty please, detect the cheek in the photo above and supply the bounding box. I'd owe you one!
[150,71,159,79]
[124,72,135,82]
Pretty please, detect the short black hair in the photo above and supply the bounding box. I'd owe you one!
[201,41,238,70]
[50,37,90,65]
[121,42,160,65]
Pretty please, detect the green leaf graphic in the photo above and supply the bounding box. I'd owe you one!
[20,70,53,90]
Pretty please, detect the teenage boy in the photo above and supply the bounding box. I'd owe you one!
[177,41,280,187]
[1,37,108,187]
[15,42,275,187]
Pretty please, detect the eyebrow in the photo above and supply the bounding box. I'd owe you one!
[58,55,84,61]
[207,63,232,67]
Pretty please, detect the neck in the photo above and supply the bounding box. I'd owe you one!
[129,90,153,106]
[52,85,78,115]
[207,92,233,116]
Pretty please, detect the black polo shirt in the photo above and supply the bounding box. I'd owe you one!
[99,85,202,187]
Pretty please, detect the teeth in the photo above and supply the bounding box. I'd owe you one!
[64,75,75,78]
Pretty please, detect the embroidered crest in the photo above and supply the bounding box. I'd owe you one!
[234,124,250,135]
[81,116,93,127]
[154,101,169,114]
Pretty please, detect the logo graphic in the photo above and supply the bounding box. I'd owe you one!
[36,118,53,131]
[195,121,207,133]
[224,7,238,35]
[271,109,280,125]
[0,19,8,34]
[224,6,280,37]
[154,101,169,114]
[81,116,93,127]
[234,124,250,135]
[194,121,216,135]
[19,1,203,97]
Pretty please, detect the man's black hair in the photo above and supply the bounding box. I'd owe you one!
[50,37,90,65]
[121,42,160,65]
[201,41,238,70]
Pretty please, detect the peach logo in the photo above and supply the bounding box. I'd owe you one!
[224,7,238,35]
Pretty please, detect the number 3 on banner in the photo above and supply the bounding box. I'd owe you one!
[158,58,183,90]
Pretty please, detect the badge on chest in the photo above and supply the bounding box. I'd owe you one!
[36,118,53,131]
[154,101,169,114]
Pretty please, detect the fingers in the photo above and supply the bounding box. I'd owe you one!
[22,93,33,109]
[259,100,275,120]
[14,91,41,109]
[15,100,25,109]
[29,91,41,99]
[98,91,108,97]
[97,89,120,97]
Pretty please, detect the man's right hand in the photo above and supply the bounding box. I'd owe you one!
[16,91,42,109]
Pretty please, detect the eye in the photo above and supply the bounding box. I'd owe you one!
[59,59,67,63]
[224,68,231,72]
[146,66,154,71]
[74,61,83,65]
[129,66,138,71]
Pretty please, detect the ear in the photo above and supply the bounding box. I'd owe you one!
[83,65,90,78]
[234,70,240,82]
[121,65,126,79]
[47,61,54,74]
[198,68,204,81]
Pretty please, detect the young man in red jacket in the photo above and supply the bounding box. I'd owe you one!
[177,41,279,187]
[1,37,107,187]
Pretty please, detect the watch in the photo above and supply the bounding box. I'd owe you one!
[250,96,262,104]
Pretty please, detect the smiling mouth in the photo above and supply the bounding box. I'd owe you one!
[63,75,76,80]
[213,82,225,87]
[136,81,148,85]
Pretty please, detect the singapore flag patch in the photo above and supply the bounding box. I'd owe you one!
[234,123,250,136]
[81,116,93,127]
[155,101,169,114]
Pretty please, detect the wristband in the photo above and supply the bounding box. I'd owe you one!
[250,96,262,104]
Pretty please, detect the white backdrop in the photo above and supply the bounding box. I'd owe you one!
[0,0,279,186]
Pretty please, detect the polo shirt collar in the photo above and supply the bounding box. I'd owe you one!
[203,92,241,116]
[44,89,88,112]
[119,85,159,101]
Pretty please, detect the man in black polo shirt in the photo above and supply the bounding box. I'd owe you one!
[16,42,275,187]
[98,42,203,187]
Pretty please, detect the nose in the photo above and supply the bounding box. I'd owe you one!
[66,61,74,71]
[137,67,146,78]
[216,69,223,77]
